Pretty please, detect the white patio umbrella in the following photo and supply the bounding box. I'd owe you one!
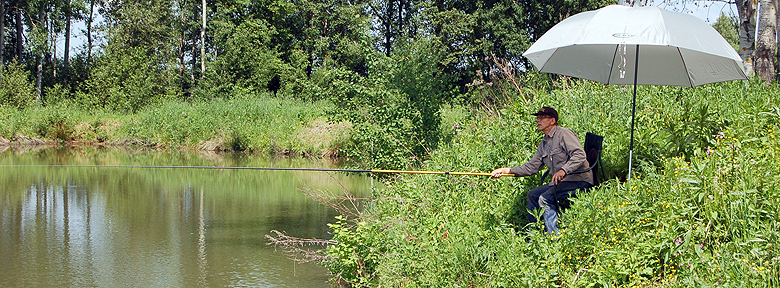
[522,4,747,180]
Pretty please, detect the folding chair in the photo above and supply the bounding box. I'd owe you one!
[539,132,605,210]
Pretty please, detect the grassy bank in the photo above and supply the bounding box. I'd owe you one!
[0,94,351,157]
[4,78,779,286]
[326,79,780,287]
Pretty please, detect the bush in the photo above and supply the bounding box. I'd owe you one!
[43,84,72,106]
[325,37,454,170]
[80,46,176,112]
[0,61,36,108]
[34,107,75,141]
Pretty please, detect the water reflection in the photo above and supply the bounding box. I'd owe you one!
[0,147,372,287]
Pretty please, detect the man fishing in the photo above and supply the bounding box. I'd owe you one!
[490,107,593,234]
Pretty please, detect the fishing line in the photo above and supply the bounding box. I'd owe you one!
[1,164,516,177]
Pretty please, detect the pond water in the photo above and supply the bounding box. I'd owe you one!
[0,146,374,287]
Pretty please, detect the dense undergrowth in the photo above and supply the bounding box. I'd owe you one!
[325,79,780,287]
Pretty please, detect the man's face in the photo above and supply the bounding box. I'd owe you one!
[536,115,556,132]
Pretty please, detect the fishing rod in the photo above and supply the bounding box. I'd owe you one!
[2,164,517,177]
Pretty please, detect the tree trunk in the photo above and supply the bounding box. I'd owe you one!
[398,0,404,37]
[738,0,758,76]
[64,0,71,84]
[756,0,776,83]
[50,15,56,80]
[15,4,23,61]
[87,0,94,76]
[385,0,394,56]
[36,4,44,101]
[201,0,206,75]
[1,0,5,80]
[776,0,780,81]
[179,0,187,93]
[618,0,647,6]
[191,5,197,80]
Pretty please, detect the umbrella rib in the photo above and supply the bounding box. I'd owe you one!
[538,47,562,73]
[676,47,694,87]
[607,44,621,85]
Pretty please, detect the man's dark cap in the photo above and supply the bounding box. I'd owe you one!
[532,107,558,121]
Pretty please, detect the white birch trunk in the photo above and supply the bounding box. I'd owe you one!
[738,0,759,76]
[180,0,187,90]
[618,0,647,7]
[756,0,776,82]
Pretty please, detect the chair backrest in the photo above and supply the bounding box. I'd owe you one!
[538,132,604,186]
[583,132,603,185]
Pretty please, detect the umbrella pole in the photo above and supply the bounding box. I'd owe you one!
[628,45,639,181]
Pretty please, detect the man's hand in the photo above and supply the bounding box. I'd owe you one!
[551,169,566,184]
[490,168,510,178]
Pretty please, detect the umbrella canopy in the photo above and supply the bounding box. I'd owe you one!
[524,5,746,86]
[522,5,748,180]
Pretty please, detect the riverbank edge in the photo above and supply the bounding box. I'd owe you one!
[0,118,351,158]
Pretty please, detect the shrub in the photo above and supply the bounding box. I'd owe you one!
[325,38,453,170]
[43,84,72,106]
[81,46,176,112]
[0,61,36,109]
[34,107,75,141]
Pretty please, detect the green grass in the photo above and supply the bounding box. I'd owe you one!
[325,79,780,287]
[0,94,348,156]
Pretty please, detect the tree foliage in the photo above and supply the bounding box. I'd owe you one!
[0,60,36,108]
[712,13,739,52]
[80,0,180,111]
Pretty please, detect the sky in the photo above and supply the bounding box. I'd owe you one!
[652,0,738,23]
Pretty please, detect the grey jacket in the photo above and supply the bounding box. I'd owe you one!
[510,125,594,186]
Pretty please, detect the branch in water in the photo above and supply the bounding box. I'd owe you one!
[265,230,337,263]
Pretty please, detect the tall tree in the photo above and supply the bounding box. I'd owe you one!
[415,0,608,90]
[1,0,5,80]
[737,0,758,76]
[33,0,44,100]
[178,0,187,91]
[370,0,417,56]
[85,0,95,74]
[190,5,197,81]
[63,0,71,84]
[712,13,740,52]
[86,0,179,111]
[200,0,205,75]
[755,0,775,82]
[15,0,23,61]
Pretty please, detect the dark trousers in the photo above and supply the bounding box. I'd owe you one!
[527,181,592,234]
